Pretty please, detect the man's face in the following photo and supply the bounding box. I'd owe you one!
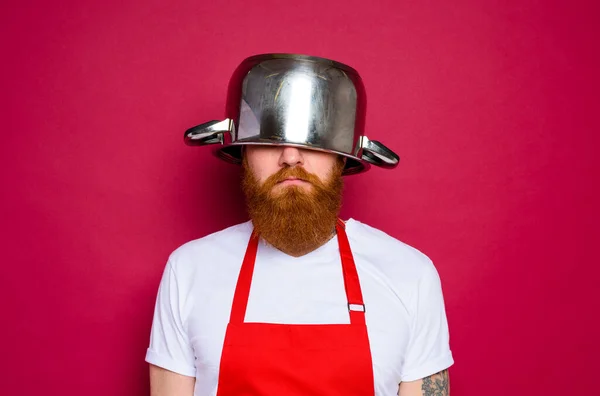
[242,145,345,256]
[243,145,341,194]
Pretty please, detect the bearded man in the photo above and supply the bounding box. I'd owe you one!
[145,54,453,396]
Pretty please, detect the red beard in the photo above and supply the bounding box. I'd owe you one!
[242,157,344,256]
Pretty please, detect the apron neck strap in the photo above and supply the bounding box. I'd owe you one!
[229,219,366,325]
[335,219,366,325]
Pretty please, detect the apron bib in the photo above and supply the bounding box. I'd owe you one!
[216,219,376,396]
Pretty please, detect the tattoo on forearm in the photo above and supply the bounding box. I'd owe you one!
[421,369,449,396]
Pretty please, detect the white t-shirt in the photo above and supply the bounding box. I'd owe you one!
[146,219,453,395]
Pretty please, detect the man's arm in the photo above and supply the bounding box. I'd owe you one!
[398,369,449,396]
[149,364,195,396]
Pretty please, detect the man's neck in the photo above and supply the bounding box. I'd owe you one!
[265,228,337,258]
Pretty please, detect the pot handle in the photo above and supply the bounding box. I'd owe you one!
[184,119,233,146]
[360,136,400,168]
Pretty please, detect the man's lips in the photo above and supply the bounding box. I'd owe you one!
[276,177,309,185]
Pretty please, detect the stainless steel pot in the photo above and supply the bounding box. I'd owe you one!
[184,53,399,175]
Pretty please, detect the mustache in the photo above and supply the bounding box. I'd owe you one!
[261,166,327,190]
[242,160,344,257]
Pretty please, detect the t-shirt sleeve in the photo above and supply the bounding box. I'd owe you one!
[400,261,454,382]
[145,260,196,377]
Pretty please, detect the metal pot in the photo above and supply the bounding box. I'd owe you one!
[184,53,399,175]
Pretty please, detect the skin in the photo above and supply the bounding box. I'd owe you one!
[149,365,194,396]
[150,363,450,395]
[399,369,450,396]
[244,145,340,193]
[150,146,450,396]
[243,145,343,257]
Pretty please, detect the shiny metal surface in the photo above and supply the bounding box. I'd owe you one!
[185,119,233,145]
[184,53,399,175]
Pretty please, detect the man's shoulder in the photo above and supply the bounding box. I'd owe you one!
[168,221,253,270]
[346,218,436,278]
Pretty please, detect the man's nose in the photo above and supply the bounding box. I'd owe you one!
[279,146,304,167]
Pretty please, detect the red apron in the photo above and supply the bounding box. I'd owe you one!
[216,219,375,396]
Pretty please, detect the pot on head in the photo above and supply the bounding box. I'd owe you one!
[185,53,399,175]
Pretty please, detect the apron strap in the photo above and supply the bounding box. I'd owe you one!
[229,220,366,325]
[335,219,367,325]
[229,231,259,324]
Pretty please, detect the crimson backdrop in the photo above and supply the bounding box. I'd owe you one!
[1,0,598,394]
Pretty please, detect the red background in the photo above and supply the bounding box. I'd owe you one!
[1,0,598,394]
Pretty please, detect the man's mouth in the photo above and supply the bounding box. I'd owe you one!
[277,177,309,185]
